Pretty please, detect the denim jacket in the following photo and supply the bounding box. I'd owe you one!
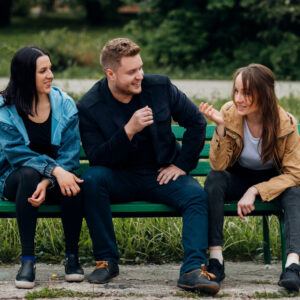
[0,86,80,198]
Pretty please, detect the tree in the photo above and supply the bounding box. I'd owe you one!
[0,0,13,26]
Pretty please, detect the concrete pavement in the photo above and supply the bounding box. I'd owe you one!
[1,78,300,101]
[0,261,298,299]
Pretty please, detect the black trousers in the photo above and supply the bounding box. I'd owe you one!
[3,167,83,257]
[204,163,300,256]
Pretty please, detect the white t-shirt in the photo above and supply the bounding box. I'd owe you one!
[238,119,274,170]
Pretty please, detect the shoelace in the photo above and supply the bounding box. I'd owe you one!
[95,261,109,271]
[200,264,216,280]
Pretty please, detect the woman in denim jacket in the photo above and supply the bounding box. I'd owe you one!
[0,46,84,289]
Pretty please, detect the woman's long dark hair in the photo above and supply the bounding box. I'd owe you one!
[231,64,280,163]
[0,46,50,116]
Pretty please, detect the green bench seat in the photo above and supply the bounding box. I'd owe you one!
[0,124,288,269]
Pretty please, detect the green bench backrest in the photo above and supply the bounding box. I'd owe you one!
[78,125,215,177]
[79,124,300,177]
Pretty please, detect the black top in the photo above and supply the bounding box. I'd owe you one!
[111,91,158,170]
[22,111,56,159]
[77,75,207,173]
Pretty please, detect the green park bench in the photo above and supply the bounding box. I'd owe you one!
[0,125,286,269]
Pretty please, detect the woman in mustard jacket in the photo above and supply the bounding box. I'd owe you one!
[200,63,300,292]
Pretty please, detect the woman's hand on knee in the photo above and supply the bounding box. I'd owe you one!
[52,166,84,197]
[28,178,50,207]
[237,187,258,220]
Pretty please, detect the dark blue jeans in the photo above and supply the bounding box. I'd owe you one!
[82,166,208,275]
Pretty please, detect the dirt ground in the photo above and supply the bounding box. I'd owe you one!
[1,261,299,300]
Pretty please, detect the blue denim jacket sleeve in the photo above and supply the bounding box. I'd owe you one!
[55,113,80,172]
[0,121,58,177]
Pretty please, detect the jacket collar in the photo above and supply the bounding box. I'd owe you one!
[223,102,295,138]
[0,87,67,146]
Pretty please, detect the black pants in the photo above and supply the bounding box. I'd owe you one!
[204,163,300,256]
[3,167,83,257]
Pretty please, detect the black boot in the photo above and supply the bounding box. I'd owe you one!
[65,254,85,282]
[15,260,35,289]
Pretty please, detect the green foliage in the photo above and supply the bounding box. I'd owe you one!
[37,28,98,72]
[0,18,126,78]
[0,215,283,264]
[128,0,300,79]
[12,0,33,17]
[139,9,208,68]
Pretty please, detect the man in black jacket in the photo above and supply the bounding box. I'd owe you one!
[77,38,218,294]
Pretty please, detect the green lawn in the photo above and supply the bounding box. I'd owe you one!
[0,15,232,80]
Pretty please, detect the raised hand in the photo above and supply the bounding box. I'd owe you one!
[199,102,224,126]
[124,106,153,140]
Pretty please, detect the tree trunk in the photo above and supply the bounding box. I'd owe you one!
[0,0,13,26]
[84,0,104,25]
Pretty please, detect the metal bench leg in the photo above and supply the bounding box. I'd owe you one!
[263,215,271,264]
[278,213,286,271]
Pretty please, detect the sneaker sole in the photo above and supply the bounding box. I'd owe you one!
[15,280,35,289]
[177,282,220,295]
[88,272,119,284]
[65,273,85,282]
[279,279,300,292]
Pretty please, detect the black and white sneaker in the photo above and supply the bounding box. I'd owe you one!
[278,263,300,292]
[207,259,225,284]
[15,260,36,289]
[65,254,84,282]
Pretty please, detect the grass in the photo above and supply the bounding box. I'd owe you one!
[253,290,300,298]
[173,291,231,298]
[25,287,100,299]
[0,215,283,264]
[0,15,235,80]
[0,15,128,79]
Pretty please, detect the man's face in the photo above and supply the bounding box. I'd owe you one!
[112,54,144,96]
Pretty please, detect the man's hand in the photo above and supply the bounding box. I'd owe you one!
[157,164,186,185]
[28,178,51,207]
[124,106,153,140]
[237,186,259,220]
[52,166,84,197]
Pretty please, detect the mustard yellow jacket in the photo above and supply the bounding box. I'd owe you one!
[209,101,300,201]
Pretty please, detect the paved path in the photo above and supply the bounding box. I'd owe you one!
[0,261,298,299]
[1,78,300,101]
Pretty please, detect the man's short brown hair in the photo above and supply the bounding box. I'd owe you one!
[100,38,140,72]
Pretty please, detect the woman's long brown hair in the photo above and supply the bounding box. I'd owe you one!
[231,64,279,163]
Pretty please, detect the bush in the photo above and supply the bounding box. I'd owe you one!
[12,0,32,17]
[37,28,99,72]
[128,9,208,69]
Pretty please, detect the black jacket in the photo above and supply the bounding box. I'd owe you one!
[77,74,206,173]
